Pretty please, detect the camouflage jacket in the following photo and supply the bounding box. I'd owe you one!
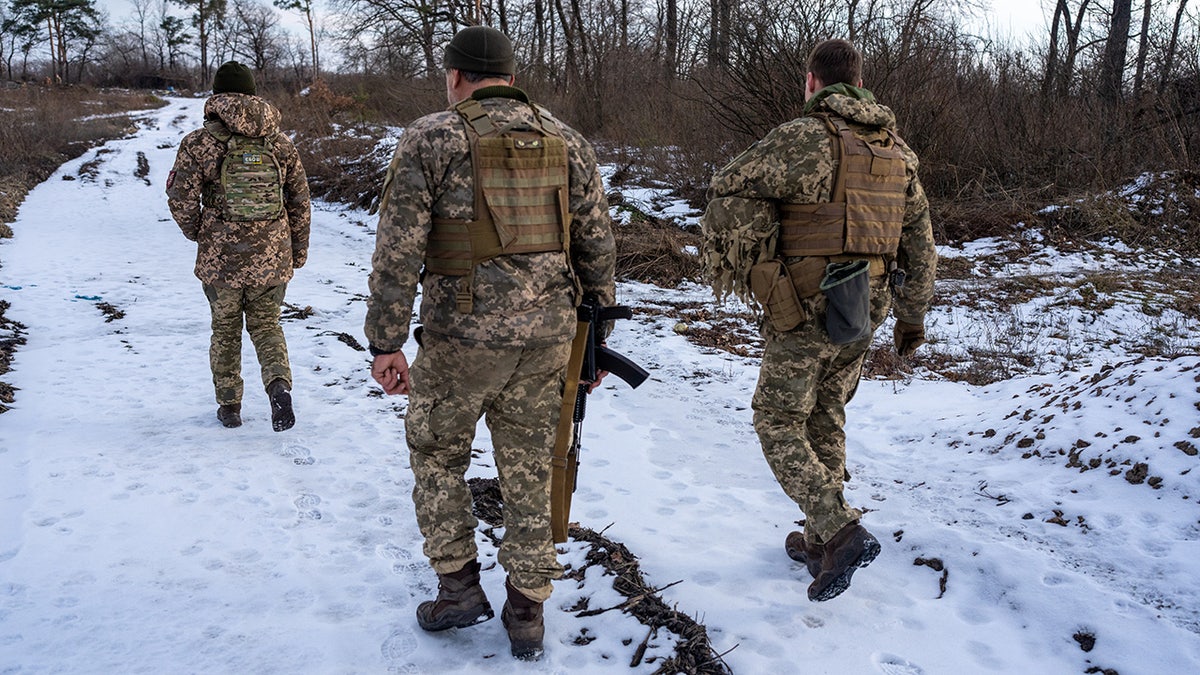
[166,93,311,288]
[705,84,937,324]
[365,86,616,351]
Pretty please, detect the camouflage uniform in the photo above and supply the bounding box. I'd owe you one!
[705,84,937,545]
[166,93,311,405]
[365,86,615,601]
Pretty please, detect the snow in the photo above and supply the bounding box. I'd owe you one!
[2,97,1199,674]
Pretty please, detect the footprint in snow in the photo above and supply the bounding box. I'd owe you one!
[381,627,419,671]
[294,493,322,520]
[278,443,315,466]
[873,653,926,675]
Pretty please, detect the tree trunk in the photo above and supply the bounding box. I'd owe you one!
[1041,0,1067,103]
[1098,0,1132,104]
[1159,0,1189,93]
[665,0,677,81]
[1132,0,1152,95]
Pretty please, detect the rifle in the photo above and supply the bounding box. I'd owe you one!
[551,299,649,543]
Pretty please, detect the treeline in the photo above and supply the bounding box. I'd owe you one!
[2,0,1199,232]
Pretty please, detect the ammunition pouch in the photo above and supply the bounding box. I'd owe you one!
[750,260,808,332]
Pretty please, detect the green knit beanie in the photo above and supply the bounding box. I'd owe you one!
[212,61,257,95]
[443,26,515,76]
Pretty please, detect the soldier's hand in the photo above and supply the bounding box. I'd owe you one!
[371,352,411,396]
[893,320,926,358]
[585,370,609,393]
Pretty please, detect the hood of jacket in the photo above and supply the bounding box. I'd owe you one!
[804,83,897,130]
[204,92,281,138]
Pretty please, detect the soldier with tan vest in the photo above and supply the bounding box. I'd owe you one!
[701,39,937,602]
[364,26,615,660]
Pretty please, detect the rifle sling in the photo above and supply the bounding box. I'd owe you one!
[550,319,591,543]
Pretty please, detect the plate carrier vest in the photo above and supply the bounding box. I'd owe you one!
[777,113,907,259]
[423,98,572,313]
[202,119,286,222]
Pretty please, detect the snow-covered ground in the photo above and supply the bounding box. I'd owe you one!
[1,97,1198,674]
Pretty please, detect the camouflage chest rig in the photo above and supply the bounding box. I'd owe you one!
[422,98,572,313]
[201,119,286,222]
[752,113,908,331]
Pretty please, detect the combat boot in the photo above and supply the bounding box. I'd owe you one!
[266,379,294,432]
[808,521,880,602]
[415,560,494,631]
[784,530,824,579]
[216,403,242,428]
[502,578,545,661]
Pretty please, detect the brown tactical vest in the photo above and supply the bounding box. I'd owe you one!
[424,98,571,312]
[777,114,907,258]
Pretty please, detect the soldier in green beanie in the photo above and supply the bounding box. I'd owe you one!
[166,61,311,432]
[366,25,616,661]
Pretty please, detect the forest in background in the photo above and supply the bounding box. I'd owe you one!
[1,0,1198,247]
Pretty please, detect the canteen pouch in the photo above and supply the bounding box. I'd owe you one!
[820,259,872,344]
[750,260,807,332]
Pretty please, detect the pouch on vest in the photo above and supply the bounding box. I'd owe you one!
[820,259,871,344]
[750,260,807,332]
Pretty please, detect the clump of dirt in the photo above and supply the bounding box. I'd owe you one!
[468,477,731,674]
[0,300,28,414]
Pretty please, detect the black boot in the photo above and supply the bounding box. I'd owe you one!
[808,521,880,602]
[266,379,294,432]
[216,403,242,428]
[784,530,824,579]
[415,560,494,632]
[502,578,545,661]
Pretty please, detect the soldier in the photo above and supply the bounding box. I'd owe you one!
[701,39,937,601]
[166,61,311,431]
[364,26,615,660]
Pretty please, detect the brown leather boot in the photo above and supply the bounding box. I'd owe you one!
[216,403,242,428]
[415,560,494,631]
[266,379,294,432]
[784,531,824,579]
[501,578,545,661]
[808,521,880,602]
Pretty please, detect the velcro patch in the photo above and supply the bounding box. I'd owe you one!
[242,153,263,165]
[166,170,176,189]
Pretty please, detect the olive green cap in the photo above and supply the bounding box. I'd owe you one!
[443,26,515,76]
[212,61,256,95]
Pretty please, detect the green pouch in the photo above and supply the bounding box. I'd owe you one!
[820,259,872,344]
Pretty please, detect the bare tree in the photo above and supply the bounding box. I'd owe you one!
[274,0,319,79]
[1098,0,1133,103]
[1159,0,1190,92]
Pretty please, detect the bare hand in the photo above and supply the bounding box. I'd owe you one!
[585,369,609,393]
[371,351,411,395]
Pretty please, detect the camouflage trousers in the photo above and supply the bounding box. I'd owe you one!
[752,278,891,545]
[405,334,572,602]
[202,283,292,406]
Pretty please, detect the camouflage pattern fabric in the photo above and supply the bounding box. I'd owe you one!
[365,86,616,352]
[202,283,291,405]
[167,93,311,289]
[753,281,891,543]
[405,334,571,602]
[705,84,938,545]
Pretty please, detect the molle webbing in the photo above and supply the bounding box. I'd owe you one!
[778,115,907,257]
[425,99,569,281]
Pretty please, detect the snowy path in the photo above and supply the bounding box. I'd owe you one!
[2,97,1198,674]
